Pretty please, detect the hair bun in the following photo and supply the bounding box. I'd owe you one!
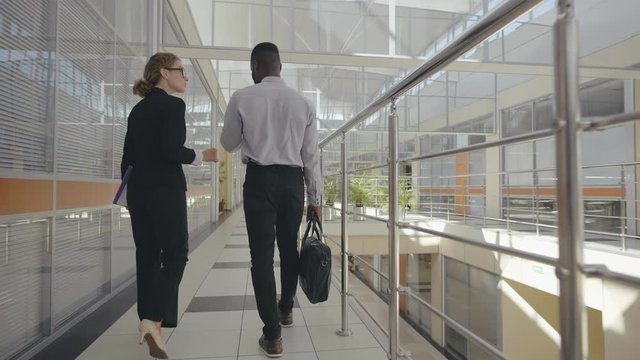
[133,78,153,97]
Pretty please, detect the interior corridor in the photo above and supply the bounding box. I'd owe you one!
[76,209,394,360]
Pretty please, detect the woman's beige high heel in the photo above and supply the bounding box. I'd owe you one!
[138,319,169,359]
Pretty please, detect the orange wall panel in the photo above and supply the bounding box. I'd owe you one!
[56,181,116,210]
[0,178,53,215]
[455,153,468,214]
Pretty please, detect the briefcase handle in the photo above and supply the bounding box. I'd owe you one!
[302,216,323,243]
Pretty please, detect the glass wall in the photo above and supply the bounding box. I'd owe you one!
[0,1,217,358]
[501,79,633,246]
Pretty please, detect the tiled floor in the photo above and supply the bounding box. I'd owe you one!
[78,210,388,360]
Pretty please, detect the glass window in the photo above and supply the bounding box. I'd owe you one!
[503,142,533,186]
[405,254,432,332]
[445,257,501,360]
[501,103,532,137]
[533,97,553,131]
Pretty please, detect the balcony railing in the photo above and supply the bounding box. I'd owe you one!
[317,0,640,359]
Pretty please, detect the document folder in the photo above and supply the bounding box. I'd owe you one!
[113,165,133,207]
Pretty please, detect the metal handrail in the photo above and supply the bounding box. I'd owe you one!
[352,254,390,281]
[581,112,640,131]
[581,229,640,241]
[420,211,640,241]
[582,264,640,287]
[349,211,388,223]
[331,203,639,239]
[330,198,639,238]
[326,161,640,180]
[323,158,640,185]
[316,1,640,359]
[326,235,391,281]
[347,163,388,174]
[400,128,556,163]
[319,0,544,148]
[326,205,389,224]
[582,161,640,170]
[398,221,558,266]
[407,205,640,243]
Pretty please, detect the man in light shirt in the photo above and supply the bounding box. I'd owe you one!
[220,42,322,358]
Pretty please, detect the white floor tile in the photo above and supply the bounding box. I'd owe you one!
[195,269,248,297]
[300,306,362,326]
[166,329,241,358]
[307,324,381,351]
[242,309,306,329]
[76,334,155,360]
[175,311,243,332]
[180,262,218,287]
[103,306,140,335]
[217,248,252,262]
[279,326,315,353]
[196,285,248,297]
[204,268,250,283]
[316,347,388,360]
[226,236,249,245]
[297,286,342,307]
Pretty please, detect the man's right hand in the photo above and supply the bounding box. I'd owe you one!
[202,148,217,162]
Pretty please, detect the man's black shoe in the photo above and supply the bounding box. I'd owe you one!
[259,335,283,358]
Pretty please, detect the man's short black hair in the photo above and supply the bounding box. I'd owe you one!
[251,42,280,69]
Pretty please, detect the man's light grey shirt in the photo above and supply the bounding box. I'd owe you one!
[220,76,322,206]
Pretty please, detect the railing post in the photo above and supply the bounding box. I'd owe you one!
[620,165,627,250]
[505,172,511,232]
[337,133,353,337]
[388,100,403,359]
[534,170,540,236]
[554,1,587,359]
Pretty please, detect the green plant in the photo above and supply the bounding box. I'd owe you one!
[349,177,373,207]
[324,177,338,205]
[398,177,415,210]
[378,177,415,210]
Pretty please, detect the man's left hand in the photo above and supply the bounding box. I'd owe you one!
[306,205,322,222]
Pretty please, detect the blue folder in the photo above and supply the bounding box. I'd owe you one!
[113,165,133,207]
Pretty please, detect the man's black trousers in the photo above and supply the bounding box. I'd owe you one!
[243,162,304,340]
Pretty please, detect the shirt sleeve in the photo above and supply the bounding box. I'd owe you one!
[221,94,243,152]
[301,105,323,206]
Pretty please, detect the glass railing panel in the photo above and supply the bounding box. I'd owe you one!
[576,0,640,253]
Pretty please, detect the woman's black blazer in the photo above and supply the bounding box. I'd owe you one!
[121,87,195,190]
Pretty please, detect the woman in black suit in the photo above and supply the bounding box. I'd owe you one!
[121,52,216,359]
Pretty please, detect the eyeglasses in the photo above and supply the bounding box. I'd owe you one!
[164,67,187,79]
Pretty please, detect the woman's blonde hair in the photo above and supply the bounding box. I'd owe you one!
[132,52,180,97]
